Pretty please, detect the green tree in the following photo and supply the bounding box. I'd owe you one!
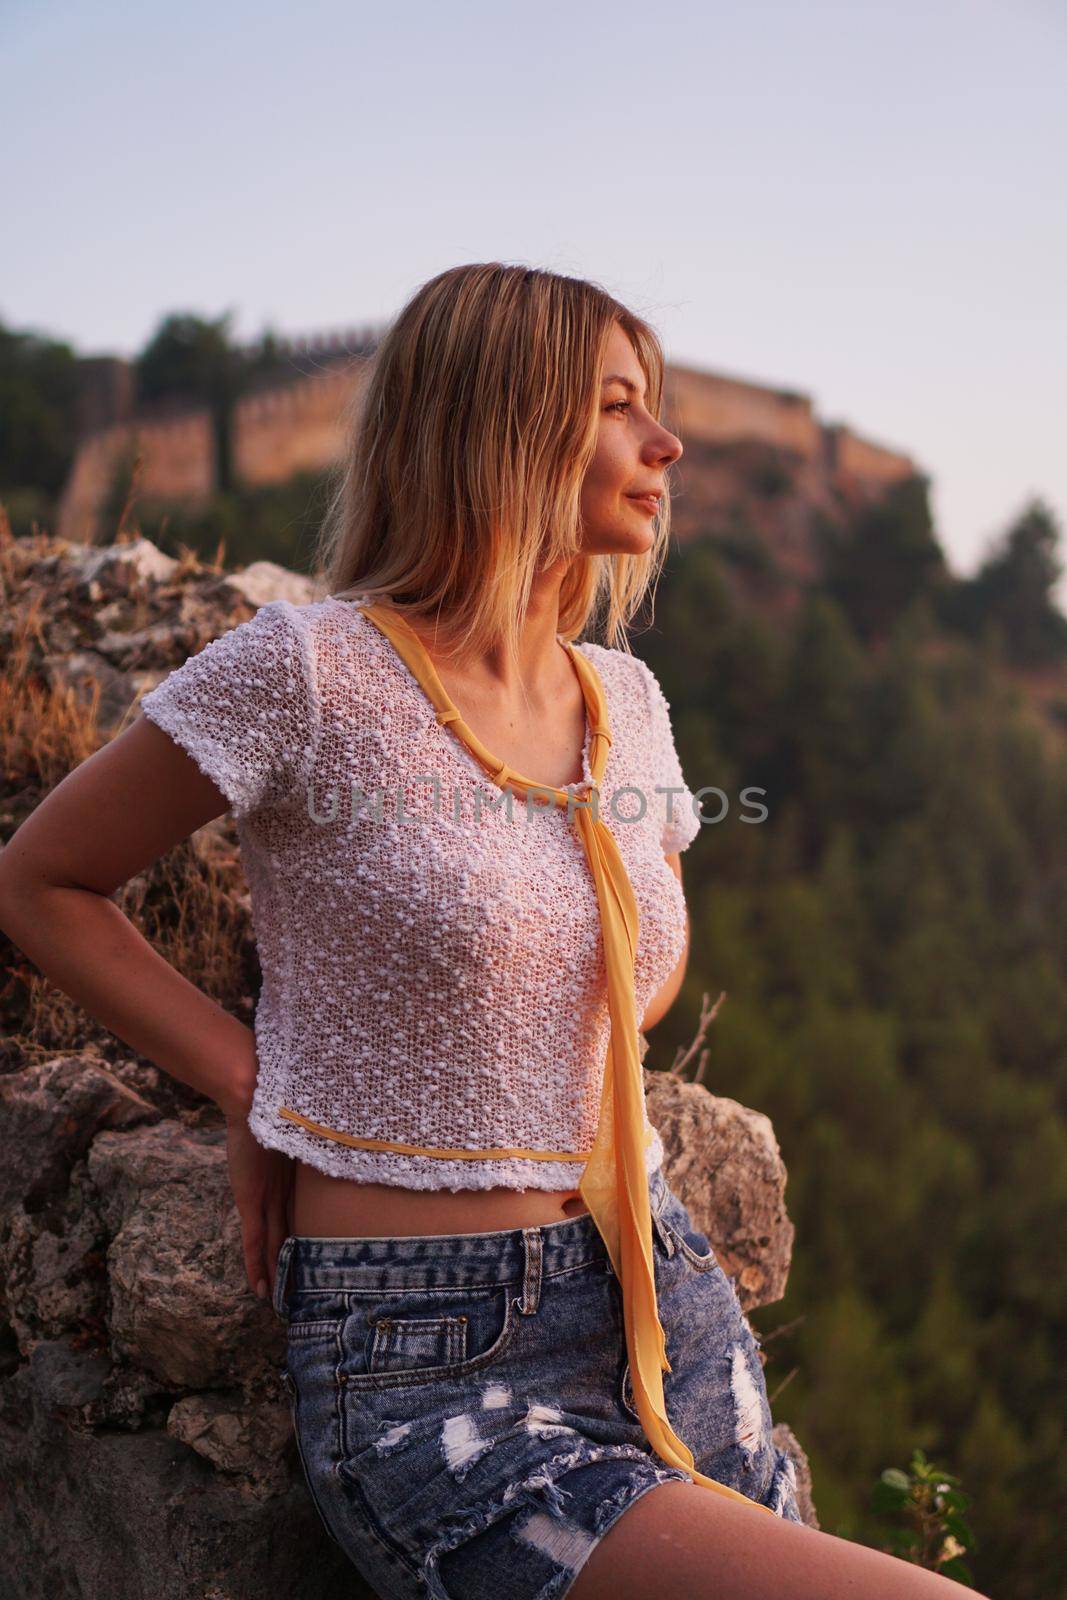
[649,569,1067,1596]
[819,475,948,644]
[943,499,1067,669]
[0,319,80,500]
[135,311,240,492]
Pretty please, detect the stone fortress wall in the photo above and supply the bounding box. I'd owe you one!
[56,326,916,546]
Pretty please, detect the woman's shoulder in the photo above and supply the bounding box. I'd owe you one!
[294,595,432,732]
[295,593,377,640]
[287,593,380,670]
[571,637,660,712]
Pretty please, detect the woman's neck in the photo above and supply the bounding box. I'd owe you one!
[403,568,570,705]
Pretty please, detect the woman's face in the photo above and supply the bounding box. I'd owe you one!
[577,321,683,557]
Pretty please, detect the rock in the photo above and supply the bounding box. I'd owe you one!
[214,562,319,609]
[100,1055,170,1107]
[0,1361,361,1599]
[646,1068,796,1310]
[87,1120,283,1388]
[88,623,199,672]
[70,538,179,602]
[772,1421,821,1530]
[28,1335,112,1410]
[167,1391,293,1497]
[0,1054,160,1212]
[40,647,138,731]
[1,1173,108,1355]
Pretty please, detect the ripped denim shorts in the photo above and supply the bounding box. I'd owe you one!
[271,1164,803,1599]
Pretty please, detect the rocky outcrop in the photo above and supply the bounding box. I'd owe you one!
[0,532,817,1596]
[645,1072,796,1309]
[0,1052,816,1598]
[53,545,319,733]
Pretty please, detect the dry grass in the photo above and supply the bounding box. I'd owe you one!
[0,502,256,1077]
[662,988,729,1085]
[1,509,107,793]
[1,614,106,796]
[115,830,253,1023]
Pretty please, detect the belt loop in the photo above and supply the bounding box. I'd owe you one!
[271,1237,297,1320]
[518,1227,543,1316]
[651,1207,675,1257]
[649,1171,675,1258]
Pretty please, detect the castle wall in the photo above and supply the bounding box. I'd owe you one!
[57,338,917,546]
[825,425,917,486]
[664,364,821,458]
[233,363,367,485]
[57,414,214,544]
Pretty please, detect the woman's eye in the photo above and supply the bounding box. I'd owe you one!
[607,400,631,415]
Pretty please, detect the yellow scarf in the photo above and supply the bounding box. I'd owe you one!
[288,599,775,1514]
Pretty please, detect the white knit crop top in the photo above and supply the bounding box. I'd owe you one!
[139,594,703,1192]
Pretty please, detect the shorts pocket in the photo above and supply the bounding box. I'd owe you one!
[662,1207,720,1271]
[339,1283,520,1392]
[369,1311,469,1374]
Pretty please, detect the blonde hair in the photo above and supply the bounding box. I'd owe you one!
[310,262,675,665]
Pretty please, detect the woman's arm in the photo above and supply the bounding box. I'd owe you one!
[0,713,296,1299]
[639,851,690,1033]
[0,715,257,1118]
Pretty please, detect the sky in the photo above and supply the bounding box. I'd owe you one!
[4,0,1065,600]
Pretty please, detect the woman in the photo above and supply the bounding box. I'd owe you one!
[0,264,987,1600]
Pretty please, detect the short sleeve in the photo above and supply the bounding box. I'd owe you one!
[636,658,702,854]
[139,599,318,820]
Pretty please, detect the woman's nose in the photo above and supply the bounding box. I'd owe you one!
[653,425,683,466]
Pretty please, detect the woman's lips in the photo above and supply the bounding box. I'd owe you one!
[626,495,660,515]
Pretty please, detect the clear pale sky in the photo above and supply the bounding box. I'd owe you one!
[4,0,1065,599]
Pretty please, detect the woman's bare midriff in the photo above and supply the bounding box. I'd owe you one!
[290,1160,591,1238]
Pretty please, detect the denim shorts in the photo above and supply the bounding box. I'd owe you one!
[272,1164,803,1599]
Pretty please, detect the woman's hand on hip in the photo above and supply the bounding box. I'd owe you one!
[225,1113,295,1301]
